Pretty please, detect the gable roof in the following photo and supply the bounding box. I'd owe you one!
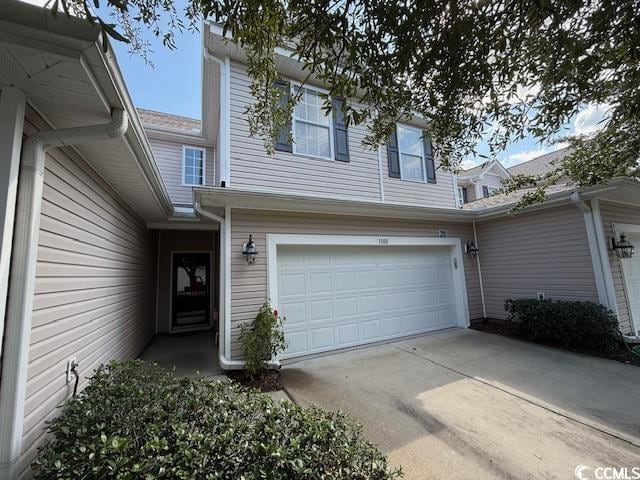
[507,147,571,177]
[459,159,510,179]
[138,108,201,135]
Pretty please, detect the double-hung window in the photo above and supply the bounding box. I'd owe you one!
[292,85,333,160]
[183,146,205,186]
[397,124,426,182]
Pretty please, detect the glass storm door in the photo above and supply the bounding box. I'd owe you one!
[172,252,211,329]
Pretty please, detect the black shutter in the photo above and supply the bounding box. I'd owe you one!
[482,185,489,197]
[423,134,436,184]
[462,187,468,203]
[387,126,401,178]
[332,97,350,162]
[274,79,292,153]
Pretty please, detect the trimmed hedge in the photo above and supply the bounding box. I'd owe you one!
[505,298,620,353]
[34,360,402,480]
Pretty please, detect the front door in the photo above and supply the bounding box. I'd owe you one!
[172,252,211,330]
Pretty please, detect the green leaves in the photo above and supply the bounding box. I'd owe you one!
[33,360,401,479]
[240,300,287,377]
[505,298,620,353]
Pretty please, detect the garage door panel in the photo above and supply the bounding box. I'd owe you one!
[277,245,460,358]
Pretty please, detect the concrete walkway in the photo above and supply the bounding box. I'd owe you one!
[139,330,224,379]
[281,329,640,480]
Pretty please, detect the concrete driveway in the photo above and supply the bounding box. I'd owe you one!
[281,329,640,480]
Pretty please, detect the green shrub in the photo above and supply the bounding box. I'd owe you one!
[34,360,400,479]
[505,298,620,353]
[240,301,287,377]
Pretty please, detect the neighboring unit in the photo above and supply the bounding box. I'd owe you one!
[0,4,639,478]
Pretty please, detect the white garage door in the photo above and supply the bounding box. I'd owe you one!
[276,244,460,358]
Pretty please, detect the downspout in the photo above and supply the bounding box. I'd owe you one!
[472,220,487,318]
[194,202,243,369]
[0,109,128,477]
[377,146,385,202]
[194,202,280,370]
[570,192,613,310]
[203,50,230,187]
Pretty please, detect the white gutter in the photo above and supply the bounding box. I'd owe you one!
[570,192,614,311]
[0,109,128,477]
[194,202,243,369]
[202,49,230,187]
[590,199,619,316]
[472,221,487,318]
[0,87,26,358]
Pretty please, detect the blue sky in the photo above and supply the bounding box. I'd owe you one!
[106,18,606,169]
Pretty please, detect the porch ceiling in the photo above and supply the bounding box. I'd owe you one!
[0,1,172,223]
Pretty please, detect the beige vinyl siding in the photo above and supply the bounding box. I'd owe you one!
[229,209,482,360]
[599,201,640,334]
[383,155,458,208]
[19,113,157,476]
[479,173,504,192]
[156,230,218,333]
[228,61,380,201]
[149,137,215,206]
[475,205,598,319]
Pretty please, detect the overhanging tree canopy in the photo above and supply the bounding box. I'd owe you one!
[60,0,640,206]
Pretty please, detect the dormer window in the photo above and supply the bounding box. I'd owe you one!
[183,146,205,186]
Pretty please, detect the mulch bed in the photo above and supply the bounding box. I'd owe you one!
[470,319,640,367]
[226,369,283,392]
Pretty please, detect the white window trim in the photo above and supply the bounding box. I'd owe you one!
[396,123,427,183]
[182,145,206,187]
[290,82,335,161]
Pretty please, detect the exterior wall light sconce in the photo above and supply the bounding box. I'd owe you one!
[611,233,635,259]
[242,234,258,265]
[465,242,479,257]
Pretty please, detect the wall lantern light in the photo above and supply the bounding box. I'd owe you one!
[611,233,635,259]
[465,242,480,257]
[242,234,258,265]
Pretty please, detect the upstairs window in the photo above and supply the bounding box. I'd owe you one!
[387,124,436,183]
[397,125,426,181]
[292,86,333,160]
[183,147,205,186]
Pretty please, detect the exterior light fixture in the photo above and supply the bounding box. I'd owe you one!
[465,242,479,257]
[611,233,635,259]
[242,234,258,265]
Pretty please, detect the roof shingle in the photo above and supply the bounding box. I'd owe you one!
[137,108,201,134]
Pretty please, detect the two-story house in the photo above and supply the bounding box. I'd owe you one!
[457,159,511,204]
[1,5,640,475]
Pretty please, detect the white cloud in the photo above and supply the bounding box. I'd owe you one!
[504,148,550,167]
[459,159,480,170]
[573,103,610,135]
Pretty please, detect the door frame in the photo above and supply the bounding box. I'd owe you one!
[169,250,214,334]
[613,223,640,335]
[266,234,470,350]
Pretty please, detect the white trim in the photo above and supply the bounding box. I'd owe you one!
[612,222,640,334]
[155,230,161,334]
[0,87,25,358]
[223,206,232,361]
[290,82,335,161]
[571,193,611,308]
[377,145,385,202]
[266,234,470,358]
[396,123,427,182]
[182,145,207,187]
[168,250,214,334]
[224,55,231,185]
[472,221,487,318]
[591,200,618,316]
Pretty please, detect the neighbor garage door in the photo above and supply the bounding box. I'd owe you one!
[276,244,459,358]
